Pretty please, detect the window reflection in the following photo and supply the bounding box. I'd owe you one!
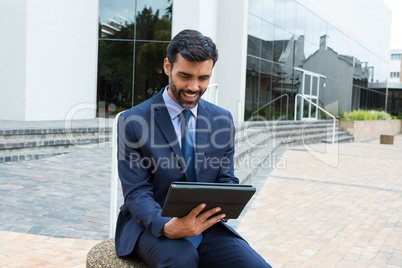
[262,0,275,23]
[99,0,135,39]
[249,0,263,18]
[97,40,134,111]
[136,0,172,41]
[274,0,286,29]
[97,0,172,114]
[246,0,390,118]
[134,42,169,105]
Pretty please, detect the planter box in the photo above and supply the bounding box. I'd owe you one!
[338,119,402,142]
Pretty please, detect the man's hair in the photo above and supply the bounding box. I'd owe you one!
[166,29,218,67]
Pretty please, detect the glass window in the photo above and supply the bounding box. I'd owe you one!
[136,0,172,40]
[261,21,274,60]
[97,40,134,111]
[262,0,275,23]
[248,14,262,57]
[304,9,314,43]
[245,56,261,119]
[391,54,401,60]
[294,3,305,37]
[311,13,320,45]
[274,0,286,29]
[134,42,169,105]
[97,0,172,113]
[285,0,296,35]
[99,0,135,39]
[249,0,263,18]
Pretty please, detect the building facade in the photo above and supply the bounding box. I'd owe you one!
[389,49,402,83]
[0,0,392,121]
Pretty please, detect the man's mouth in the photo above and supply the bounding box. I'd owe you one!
[182,91,198,100]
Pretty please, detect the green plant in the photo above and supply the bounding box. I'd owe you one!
[341,110,392,121]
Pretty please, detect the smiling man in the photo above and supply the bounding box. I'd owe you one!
[115,29,271,268]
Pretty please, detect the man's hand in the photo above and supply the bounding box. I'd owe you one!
[162,203,226,239]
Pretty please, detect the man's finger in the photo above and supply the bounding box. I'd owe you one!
[197,206,222,221]
[200,213,226,230]
[187,203,206,218]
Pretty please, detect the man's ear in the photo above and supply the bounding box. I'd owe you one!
[163,58,171,75]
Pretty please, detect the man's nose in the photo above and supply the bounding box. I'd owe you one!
[186,80,199,91]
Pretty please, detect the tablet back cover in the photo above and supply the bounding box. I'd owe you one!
[161,182,256,219]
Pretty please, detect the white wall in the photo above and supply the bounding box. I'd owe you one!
[0,0,98,121]
[172,0,248,123]
[25,0,99,121]
[0,0,27,120]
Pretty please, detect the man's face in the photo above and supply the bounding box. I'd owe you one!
[164,54,213,109]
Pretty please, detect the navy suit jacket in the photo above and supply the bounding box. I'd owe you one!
[115,87,240,257]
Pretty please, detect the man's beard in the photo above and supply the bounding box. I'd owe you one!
[169,76,205,109]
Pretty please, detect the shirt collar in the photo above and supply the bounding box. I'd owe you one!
[162,86,198,119]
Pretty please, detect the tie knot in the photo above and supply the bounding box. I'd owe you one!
[182,109,191,124]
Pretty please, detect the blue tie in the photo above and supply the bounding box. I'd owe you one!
[181,109,196,182]
[181,110,202,248]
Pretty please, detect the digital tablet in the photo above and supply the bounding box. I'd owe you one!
[161,181,256,219]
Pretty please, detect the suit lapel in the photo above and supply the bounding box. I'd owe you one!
[195,99,210,179]
[152,90,186,171]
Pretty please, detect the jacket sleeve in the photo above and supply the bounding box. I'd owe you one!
[117,112,170,238]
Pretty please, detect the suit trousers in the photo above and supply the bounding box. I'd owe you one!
[133,222,272,268]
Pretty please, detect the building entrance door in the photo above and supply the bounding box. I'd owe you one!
[295,68,326,120]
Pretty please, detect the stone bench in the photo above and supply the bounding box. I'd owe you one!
[86,238,148,268]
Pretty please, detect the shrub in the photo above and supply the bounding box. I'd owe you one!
[341,110,392,121]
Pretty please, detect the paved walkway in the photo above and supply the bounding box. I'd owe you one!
[0,130,401,267]
[237,135,402,267]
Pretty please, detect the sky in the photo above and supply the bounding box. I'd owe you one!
[382,0,402,49]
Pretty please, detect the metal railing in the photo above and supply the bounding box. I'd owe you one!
[250,94,289,120]
[294,94,335,144]
[206,83,218,105]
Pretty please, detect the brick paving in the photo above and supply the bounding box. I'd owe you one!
[237,135,402,267]
[0,123,401,267]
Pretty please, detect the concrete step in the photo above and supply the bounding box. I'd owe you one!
[0,135,110,152]
[233,120,353,185]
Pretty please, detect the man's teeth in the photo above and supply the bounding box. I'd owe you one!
[183,92,196,98]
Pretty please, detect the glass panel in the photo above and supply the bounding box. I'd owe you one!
[97,40,134,113]
[134,42,169,105]
[303,99,309,117]
[311,13,320,45]
[258,59,274,119]
[99,0,135,39]
[318,18,327,41]
[248,14,262,57]
[273,26,285,62]
[245,56,261,120]
[312,76,318,96]
[304,74,311,95]
[294,2,305,37]
[261,21,274,60]
[249,0,263,18]
[136,0,172,41]
[262,0,275,23]
[285,0,296,34]
[311,99,318,118]
[274,0,286,29]
[304,9,314,43]
[304,41,319,61]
